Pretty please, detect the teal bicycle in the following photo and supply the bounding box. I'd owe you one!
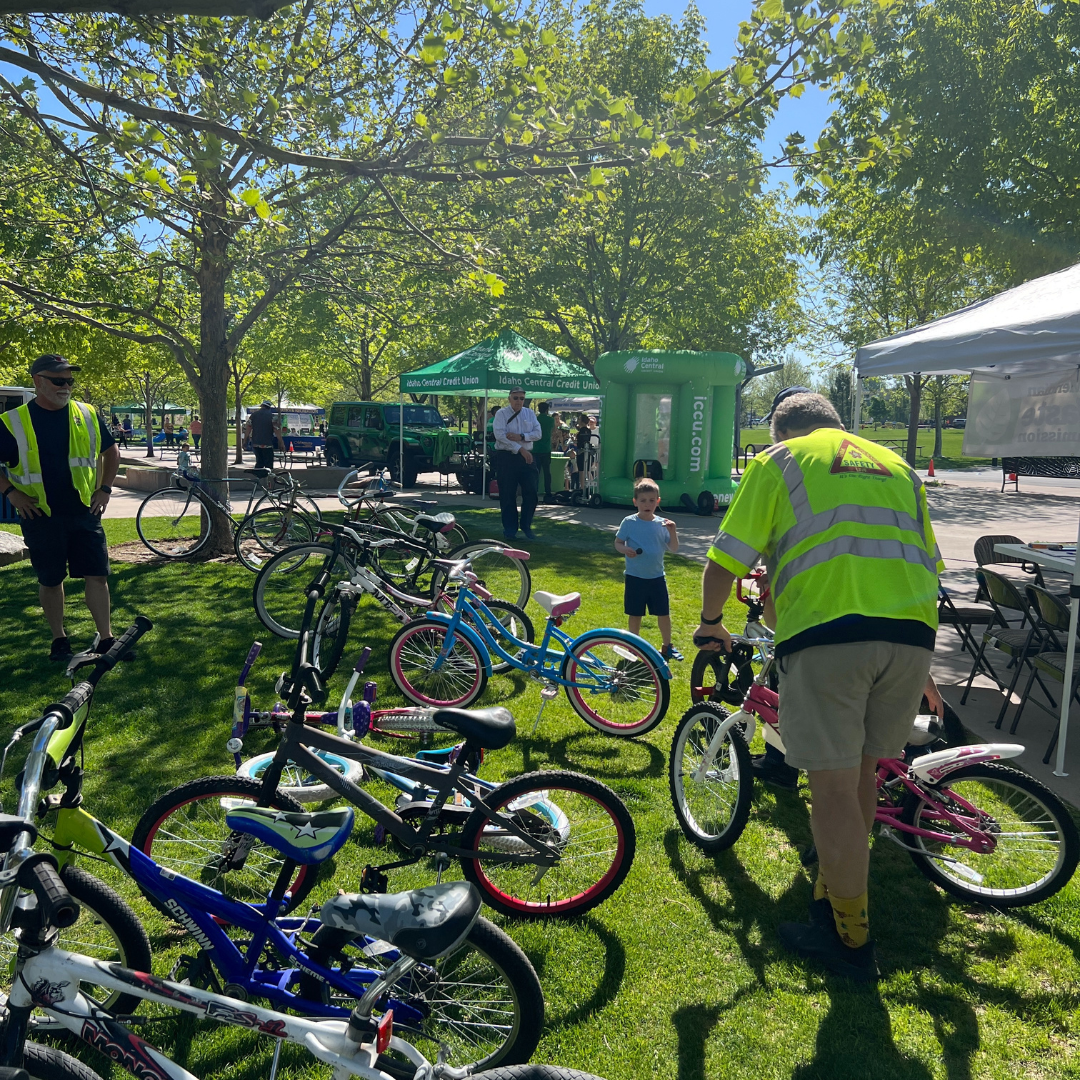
[386,564,672,737]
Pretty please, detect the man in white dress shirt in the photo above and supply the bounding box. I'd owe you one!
[492,387,542,539]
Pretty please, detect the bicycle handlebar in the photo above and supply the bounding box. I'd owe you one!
[19,852,78,929]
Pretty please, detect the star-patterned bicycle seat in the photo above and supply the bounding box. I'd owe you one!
[224,806,354,864]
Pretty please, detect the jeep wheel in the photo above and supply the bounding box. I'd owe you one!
[325,442,343,467]
[389,455,419,488]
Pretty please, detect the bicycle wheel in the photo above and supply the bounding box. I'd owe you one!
[899,762,1080,907]
[235,506,317,572]
[388,619,488,707]
[135,487,212,558]
[464,601,534,675]
[460,771,635,919]
[296,916,542,1073]
[668,701,754,854]
[131,776,316,914]
[560,632,669,737]
[311,588,355,681]
[0,865,153,1031]
[236,750,364,804]
[253,543,356,639]
[374,507,468,552]
[432,542,531,609]
[23,1042,108,1080]
[689,645,755,706]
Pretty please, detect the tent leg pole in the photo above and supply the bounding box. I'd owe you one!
[852,374,863,435]
[482,392,488,503]
[399,392,404,488]
[1054,516,1080,776]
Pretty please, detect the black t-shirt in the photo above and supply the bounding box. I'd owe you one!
[249,407,278,446]
[0,401,115,515]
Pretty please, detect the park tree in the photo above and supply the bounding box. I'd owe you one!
[0,0,894,549]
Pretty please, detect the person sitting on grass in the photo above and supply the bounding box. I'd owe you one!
[614,477,682,662]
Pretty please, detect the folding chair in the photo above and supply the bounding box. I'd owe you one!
[937,585,994,661]
[973,533,1045,601]
[961,569,1046,727]
[1009,585,1080,764]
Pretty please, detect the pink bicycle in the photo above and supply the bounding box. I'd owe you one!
[669,607,1079,908]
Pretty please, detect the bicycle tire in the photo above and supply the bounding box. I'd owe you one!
[236,750,365,803]
[560,632,669,737]
[252,491,323,524]
[311,588,355,681]
[460,771,635,919]
[252,543,357,639]
[0,865,153,1031]
[689,647,754,707]
[668,701,754,854]
[388,619,488,707]
[297,916,542,1074]
[22,1042,108,1080]
[464,600,534,675]
[373,507,468,553]
[431,542,531,609]
[899,762,1080,907]
[234,506,317,572]
[473,1068,609,1080]
[135,487,212,559]
[131,776,316,915]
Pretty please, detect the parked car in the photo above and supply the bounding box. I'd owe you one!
[324,401,473,486]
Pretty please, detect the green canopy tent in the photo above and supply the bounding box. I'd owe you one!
[397,329,600,495]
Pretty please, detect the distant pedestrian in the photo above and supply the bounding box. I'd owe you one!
[176,441,195,475]
[249,400,283,470]
[163,415,175,449]
[112,416,128,449]
[492,387,541,540]
[534,401,554,502]
[123,416,133,441]
[189,414,202,450]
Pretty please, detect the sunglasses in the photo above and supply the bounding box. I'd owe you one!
[44,376,75,387]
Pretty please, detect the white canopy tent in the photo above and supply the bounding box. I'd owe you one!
[854,261,1080,777]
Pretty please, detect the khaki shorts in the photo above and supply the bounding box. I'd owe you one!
[777,642,933,772]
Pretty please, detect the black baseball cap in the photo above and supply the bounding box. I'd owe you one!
[763,385,811,422]
[260,400,274,408]
[31,354,80,376]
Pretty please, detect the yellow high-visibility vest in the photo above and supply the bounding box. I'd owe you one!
[0,402,102,516]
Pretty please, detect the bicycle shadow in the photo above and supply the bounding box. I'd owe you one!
[519,729,665,781]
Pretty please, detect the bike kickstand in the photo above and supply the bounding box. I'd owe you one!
[267,1035,283,1080]
[531,684,559,735]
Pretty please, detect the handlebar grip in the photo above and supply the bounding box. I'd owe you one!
[106,616,153,663]
[353,647,372,674]
[0,1067,30,1080]
[19,854,79,929]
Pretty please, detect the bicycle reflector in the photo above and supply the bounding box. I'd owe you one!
[376,1009,393,1054]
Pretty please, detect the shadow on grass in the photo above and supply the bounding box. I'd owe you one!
[520,729,664,781]
[539,915,626,1030]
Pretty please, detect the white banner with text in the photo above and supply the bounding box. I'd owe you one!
[963,369,1080,457]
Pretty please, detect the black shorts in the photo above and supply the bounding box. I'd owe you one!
[20,511,110,588]
[624,574,669,617]
[254,445,275,470]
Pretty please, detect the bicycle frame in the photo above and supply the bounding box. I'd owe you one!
[2,947,432,1080]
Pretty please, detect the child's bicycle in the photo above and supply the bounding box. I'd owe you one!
[0,623,548,1073]
[669,590,1080,907]
[0,698,607,1080]
[387,561,671,737]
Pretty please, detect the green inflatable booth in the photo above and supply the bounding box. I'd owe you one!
[596,350,745,508]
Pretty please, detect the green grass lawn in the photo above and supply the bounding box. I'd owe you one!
[2,512,1078,1080]
[740,428,989,471]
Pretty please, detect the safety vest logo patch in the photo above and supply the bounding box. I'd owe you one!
[830,439,892,477]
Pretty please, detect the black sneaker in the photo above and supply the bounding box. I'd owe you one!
[49,637,73,663]
[778,920,879,982]
[809,896,833,930]
[750,753,800,791]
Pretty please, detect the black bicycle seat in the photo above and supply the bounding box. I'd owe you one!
[431,706,514,749]
[319,881,481,961]
[414,512,455,533]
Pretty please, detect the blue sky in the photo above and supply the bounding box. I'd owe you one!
[641,0,835,177]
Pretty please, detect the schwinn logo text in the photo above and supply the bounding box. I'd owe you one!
[690,397,707,473]
[164,898,214,951]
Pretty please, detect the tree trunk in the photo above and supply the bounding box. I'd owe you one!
[904,374,922,466]
[143,379,155,459]
[933,376,943,458]
[360,337,372,399]
[233,378,245,465]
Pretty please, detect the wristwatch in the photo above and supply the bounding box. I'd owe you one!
[98,485,113,495]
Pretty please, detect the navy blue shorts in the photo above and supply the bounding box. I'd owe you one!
[21,511,110,588]
[624,574,669,617]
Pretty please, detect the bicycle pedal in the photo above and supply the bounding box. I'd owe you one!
[361,865,389,893]
[539,684,559,700]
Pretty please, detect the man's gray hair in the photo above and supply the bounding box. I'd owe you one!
[770,392,843,441]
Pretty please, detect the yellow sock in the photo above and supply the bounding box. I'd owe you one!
[813,872,828,902]
[829,892,869,948]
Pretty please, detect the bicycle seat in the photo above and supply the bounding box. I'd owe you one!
[224,806,354,865]
[431,706,515,749]
[320,881,481,961]
[533,591,581,618]
[415,512,456,534]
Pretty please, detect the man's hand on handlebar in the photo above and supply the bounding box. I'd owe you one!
[693,623,732,653]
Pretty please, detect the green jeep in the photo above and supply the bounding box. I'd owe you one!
[324,401,472,487]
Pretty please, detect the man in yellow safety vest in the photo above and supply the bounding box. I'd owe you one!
[0,355,122,662]
[695,390,943,981]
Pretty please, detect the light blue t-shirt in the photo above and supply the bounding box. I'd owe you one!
[616,513,672,579]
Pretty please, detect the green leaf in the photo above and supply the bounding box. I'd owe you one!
[512,46,528,67]
[588,166,605,185]
[239,189,261,206]
[540,28,557,46]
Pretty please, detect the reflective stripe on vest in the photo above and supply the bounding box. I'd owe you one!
[761,442,936,599]
[0,408,43,486]
[69,402,99,468]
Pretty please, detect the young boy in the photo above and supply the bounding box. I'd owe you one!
[614,477,682,661]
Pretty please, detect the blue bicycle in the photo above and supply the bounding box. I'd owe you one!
[5,622,545,1074]
[387,567,672,737]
